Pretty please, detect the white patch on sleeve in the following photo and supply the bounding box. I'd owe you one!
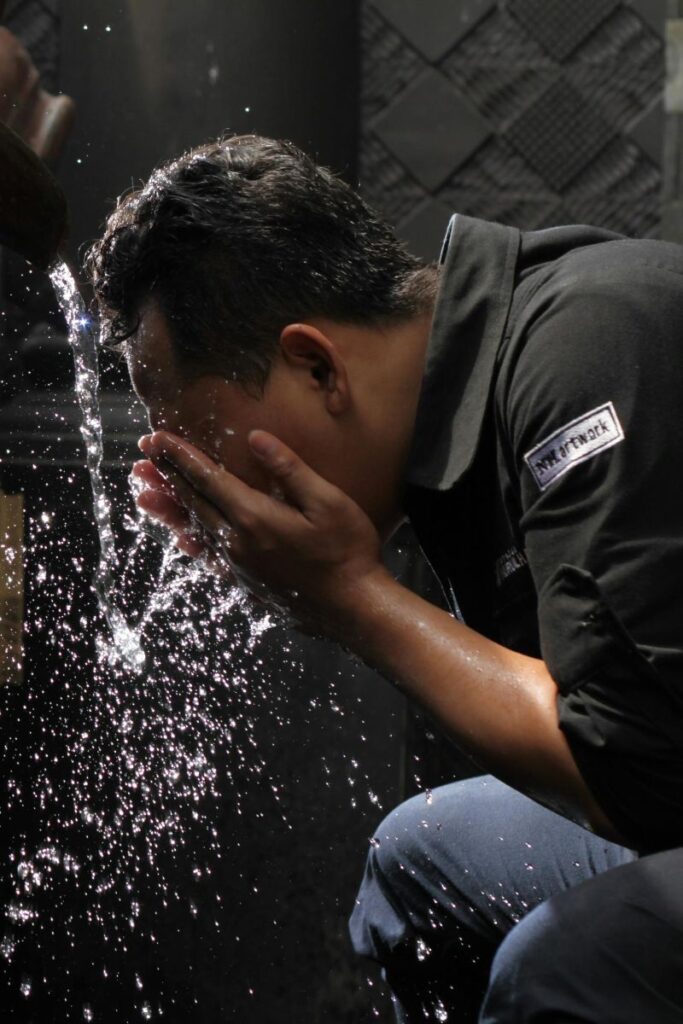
[523,401,625,492]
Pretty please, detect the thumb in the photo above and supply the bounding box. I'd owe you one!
[248,430,332,512]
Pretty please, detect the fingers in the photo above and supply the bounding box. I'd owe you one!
[131,459,172,493]
[136,486,188,529]
[149,453,234,549]
[142,432,258,517]
[248,430,338,515]
[133,458,207,557]
[137,429,342,567]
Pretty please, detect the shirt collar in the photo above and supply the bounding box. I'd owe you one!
[406,213,521,491]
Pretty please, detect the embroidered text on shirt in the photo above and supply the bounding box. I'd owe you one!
[524,402,625,492]
[495,546,528,587]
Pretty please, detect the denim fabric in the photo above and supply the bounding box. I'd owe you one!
[350,776,683,1022]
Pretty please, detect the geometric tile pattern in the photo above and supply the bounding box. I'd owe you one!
[374,68,491,190]
[504,78,616,190]
[372,0,496,62]
[508,0,620,62]
[361,0,666,260]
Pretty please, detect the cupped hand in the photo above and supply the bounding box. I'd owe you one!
[131,458,208,558]
[136,429,389,634]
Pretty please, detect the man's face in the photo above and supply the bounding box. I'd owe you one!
[128,300,402,532]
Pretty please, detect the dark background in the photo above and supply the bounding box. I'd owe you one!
[58,0,360,264]
[0,1,673,1021]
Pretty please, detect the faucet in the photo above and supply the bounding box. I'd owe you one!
[0,15,73,270]
[0,118,68,270]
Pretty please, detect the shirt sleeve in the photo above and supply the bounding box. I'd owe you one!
[500,255,683,852]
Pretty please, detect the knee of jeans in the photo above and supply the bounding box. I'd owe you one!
[349,793,438,961]
[369,791,441,894]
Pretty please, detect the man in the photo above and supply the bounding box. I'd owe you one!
[88,134,683,1022]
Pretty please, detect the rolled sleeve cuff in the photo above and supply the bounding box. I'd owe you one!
[538,564,683,853]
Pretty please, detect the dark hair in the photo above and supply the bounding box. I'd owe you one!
[86,134,436,392]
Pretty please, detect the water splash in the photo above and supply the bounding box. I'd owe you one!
[48,260,145,672]
[0,258,380,1020]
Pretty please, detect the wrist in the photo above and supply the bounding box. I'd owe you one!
[323,563,403,652]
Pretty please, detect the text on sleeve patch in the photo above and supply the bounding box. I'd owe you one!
[523,401,625,492]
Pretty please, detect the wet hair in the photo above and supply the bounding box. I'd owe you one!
[86,134,436,392]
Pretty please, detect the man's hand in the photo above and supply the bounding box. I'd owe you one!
[134,429,389,632]
[131,457,207,558]
[133,433,624,843]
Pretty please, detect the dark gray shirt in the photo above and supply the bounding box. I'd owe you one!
[406,214,683,853]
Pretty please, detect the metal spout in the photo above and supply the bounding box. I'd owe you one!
[0,119,68,271]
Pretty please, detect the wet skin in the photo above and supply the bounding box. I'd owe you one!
[130,298,431,561]
[129,299,623,845]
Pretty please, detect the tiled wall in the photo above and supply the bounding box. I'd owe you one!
[360,0,666,259]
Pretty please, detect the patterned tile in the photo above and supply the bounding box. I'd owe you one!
[440,8,555,131]
[361,0,665,262]
[373,67,491,190]
[504,78,615,191]
[563,136,662,236]
[508,0,620,62]
[576,4,663,70]
[440,137,552,196]
[359,132,427,225]
[362,3,426,121]
[371,0,496,62]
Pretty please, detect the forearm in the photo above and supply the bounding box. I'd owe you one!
[141,428,623,839]
[334,568,624,843]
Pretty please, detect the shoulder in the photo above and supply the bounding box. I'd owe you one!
[510,237,683,336]
[499,238,683,439]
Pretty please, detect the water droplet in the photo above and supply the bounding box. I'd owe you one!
[6,902,37,925]
[83,1004,94,1021]
[20,976,31,998]
[416,937,431,961]
[434,998,448,1022]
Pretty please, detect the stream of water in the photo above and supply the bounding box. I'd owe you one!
[48,260,146,673]
[0,263,383,1019]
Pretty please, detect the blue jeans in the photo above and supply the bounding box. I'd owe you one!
[350,776,683,1022]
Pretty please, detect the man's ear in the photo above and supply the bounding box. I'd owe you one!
[279,323,350,415]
